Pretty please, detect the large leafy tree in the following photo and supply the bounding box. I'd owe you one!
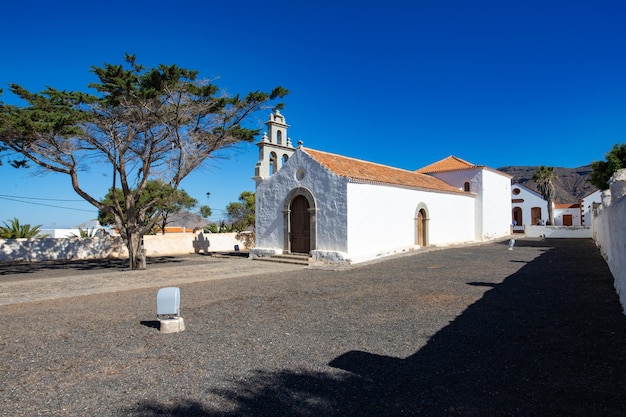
[590,143,626,191]
[532,166,557,225]
[226,191,255,232]
[98,180,197,235]
[0,54,288,268]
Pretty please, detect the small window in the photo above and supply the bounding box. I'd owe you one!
[464,182,471,192]
[277,130,282,145]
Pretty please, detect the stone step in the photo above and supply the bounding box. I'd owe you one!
[253,253,311,266]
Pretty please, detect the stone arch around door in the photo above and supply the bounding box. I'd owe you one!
[283,187,317,254]
[415,203,430,247]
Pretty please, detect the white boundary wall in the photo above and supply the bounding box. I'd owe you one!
[592,169,626,313]
[525,225,592,238]
[0,232,252,263]
[0,236,126,262]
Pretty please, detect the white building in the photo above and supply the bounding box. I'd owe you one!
[252,111,512,264]
[417,156,513,241]
[580,189,602,226]
[511,184,550,227]
[511,184,601,228]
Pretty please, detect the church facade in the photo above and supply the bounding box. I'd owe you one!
[251,111,512,264]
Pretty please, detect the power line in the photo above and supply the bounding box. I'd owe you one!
[0,196,96,213]
[0,193,86,202]
[0,195,228,217]
[0,193,229,216]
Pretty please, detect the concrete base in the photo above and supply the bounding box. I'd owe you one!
[159,317,185,334]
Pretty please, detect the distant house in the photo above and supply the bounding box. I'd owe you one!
[159,211,208,233]
[39,219,110,238]
[511,183,549,227]
[252,111,512,264]
[553,202,582,226]
[580,189,602,226]
[511,184,601,228]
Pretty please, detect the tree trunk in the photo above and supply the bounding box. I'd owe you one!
[126,229,145,269]
[547,199,555,226]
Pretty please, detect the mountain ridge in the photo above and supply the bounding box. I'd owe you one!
[497,165,597,204]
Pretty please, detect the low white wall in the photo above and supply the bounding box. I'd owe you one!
[0,232,253,263]
[146,232,252,256]
[0,236,127,262]
[592,169,626,313]
[525,225,592,238]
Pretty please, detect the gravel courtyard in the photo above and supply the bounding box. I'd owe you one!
[1,239,625,416]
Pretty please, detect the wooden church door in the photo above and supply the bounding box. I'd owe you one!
[417,209,427,246]
[290,195,310,253]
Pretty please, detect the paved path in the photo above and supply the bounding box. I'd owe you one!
[1,238,625,417]
[0,253,305,306]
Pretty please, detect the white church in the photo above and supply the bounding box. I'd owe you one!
[251,110,513,264]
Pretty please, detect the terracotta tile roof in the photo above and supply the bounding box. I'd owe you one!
[303,148,466,194]
[416,156,477,174]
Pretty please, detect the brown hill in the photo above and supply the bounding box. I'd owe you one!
[498,165,597,204]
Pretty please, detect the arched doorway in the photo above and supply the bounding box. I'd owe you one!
[283,187,317,254]
[290,195,310,253]
[512,207,522,225]
[415,204,429,246]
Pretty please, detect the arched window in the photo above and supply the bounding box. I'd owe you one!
[464,181,471,192]
[269,152,278,175]
[282,154,289,167]
[276,130,283,145]
[512,207,522,226]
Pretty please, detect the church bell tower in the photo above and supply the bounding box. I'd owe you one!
[253,110,296,185]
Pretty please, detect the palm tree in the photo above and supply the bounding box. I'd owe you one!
[0,217,47,238]
[532,166,557,225]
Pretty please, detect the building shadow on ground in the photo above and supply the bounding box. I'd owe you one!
[125,239,626,417]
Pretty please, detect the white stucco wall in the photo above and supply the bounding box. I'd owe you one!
[480,169,513,240]
[511,184,549,226]
[427,168,481,238]
[552,207,582,226]
[592,170,626,313]
[524,225,591,238]
[0,236,126,262]
[0,232,251,263]
[254,150,350,254]
[346,183,475,262]
[581,190,602,226]
[254,149,480,263]
[428,168,511,240]
[428,169,478,192]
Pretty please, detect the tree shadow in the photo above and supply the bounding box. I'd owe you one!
[126,239,626,417]
[0,256,188,276]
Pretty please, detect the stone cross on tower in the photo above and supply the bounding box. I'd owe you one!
[253,110,296,185]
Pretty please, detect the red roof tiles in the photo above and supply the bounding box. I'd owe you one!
[416,155,477,174]
[303,148,466,194]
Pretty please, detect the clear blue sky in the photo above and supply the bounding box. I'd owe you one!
[1,0,625,228]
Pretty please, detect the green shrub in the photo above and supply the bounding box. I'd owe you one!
[0,218,48,238]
